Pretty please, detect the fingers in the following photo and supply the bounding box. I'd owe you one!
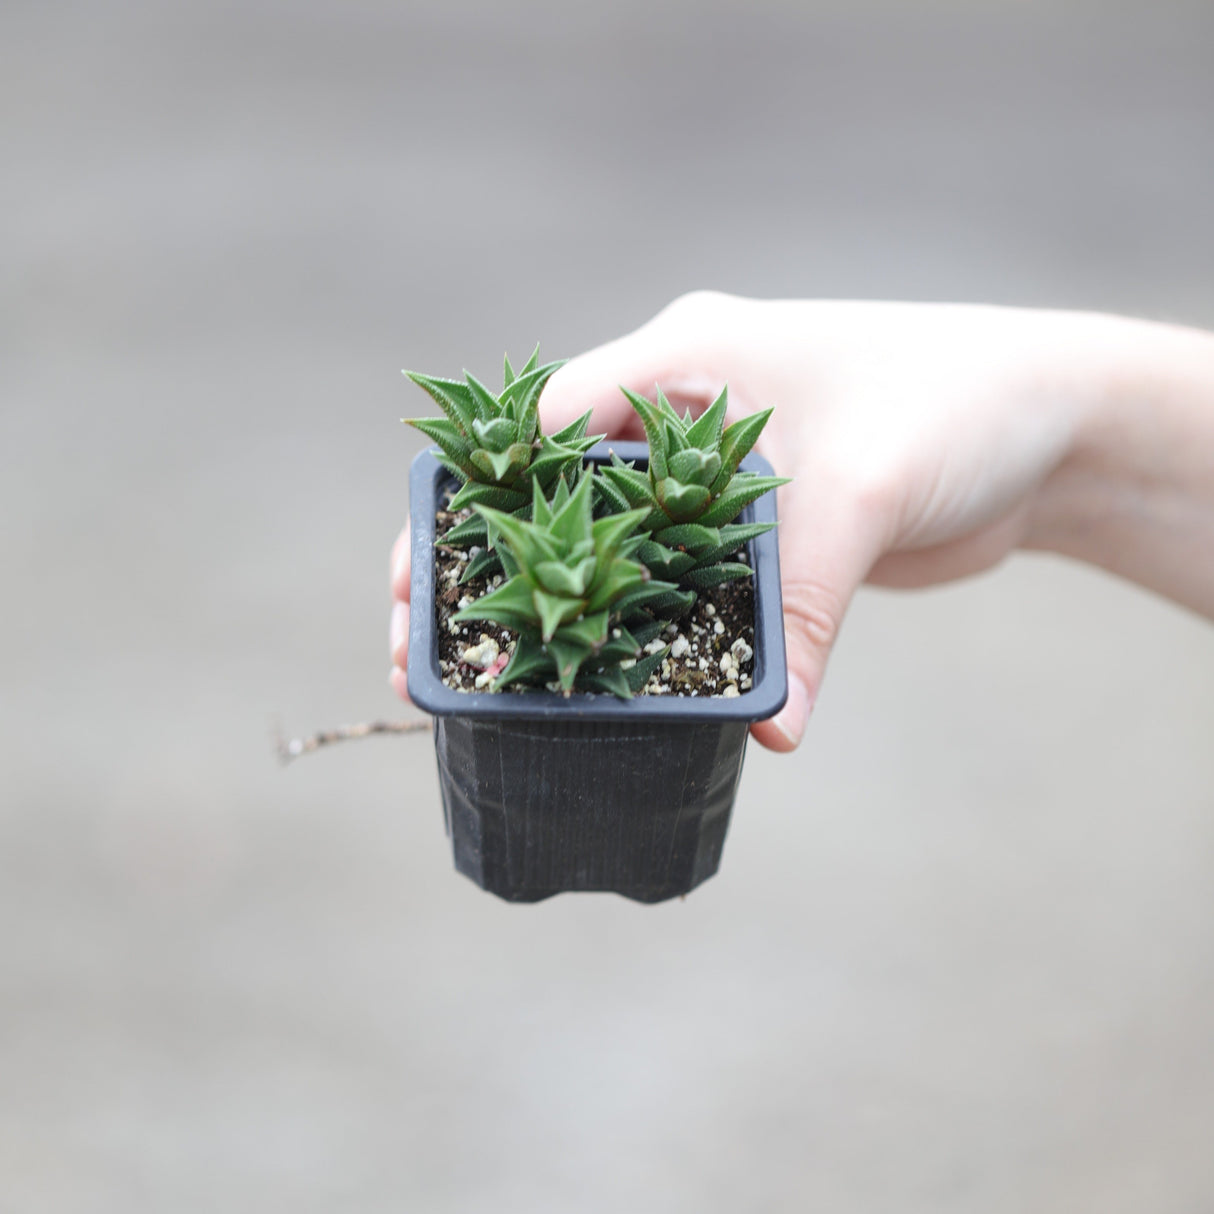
[750,476,885,753]
[390,520,411,603]
[539,294,735,439]
[390,521,412,702]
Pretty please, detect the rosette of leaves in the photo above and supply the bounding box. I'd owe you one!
[596,385,789,591]
[453,473,691,698]
[404,348,601,579]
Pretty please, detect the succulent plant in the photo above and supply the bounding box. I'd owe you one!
[404,348,601,575]
[453,473,689,697]
[595,386,789,591]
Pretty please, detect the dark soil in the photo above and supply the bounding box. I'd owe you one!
[434,504,756,698]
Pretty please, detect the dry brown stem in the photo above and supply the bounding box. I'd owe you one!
[275,718,431,765]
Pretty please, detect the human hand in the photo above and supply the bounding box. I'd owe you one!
[391,294,1214,750]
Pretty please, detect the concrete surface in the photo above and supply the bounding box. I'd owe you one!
[3,1,1213,1210]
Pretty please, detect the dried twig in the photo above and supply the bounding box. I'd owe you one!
[274,718,431,765]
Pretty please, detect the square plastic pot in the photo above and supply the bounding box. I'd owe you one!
[407,441,787,903]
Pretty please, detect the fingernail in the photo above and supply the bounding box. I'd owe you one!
[390,600,409,665]
[772,676,812,749]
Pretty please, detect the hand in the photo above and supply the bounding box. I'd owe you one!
[392,293,1214,750]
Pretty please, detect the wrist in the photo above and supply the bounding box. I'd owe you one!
[1025,312,1214,615]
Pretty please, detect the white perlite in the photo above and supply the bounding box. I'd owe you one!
[460,634,500,669]
[730,637,753,664]
[670,636,690,659]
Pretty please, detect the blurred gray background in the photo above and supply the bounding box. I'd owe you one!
[4,1,1214,1210]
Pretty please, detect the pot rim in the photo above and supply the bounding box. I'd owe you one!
[407,441,788,722]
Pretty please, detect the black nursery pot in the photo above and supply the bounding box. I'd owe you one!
[407,442,787,904]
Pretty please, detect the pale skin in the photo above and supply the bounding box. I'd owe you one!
[390,293,1214,751]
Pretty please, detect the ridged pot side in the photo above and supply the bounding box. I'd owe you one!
[408,442,787,903]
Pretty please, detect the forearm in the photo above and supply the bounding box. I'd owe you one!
[1026,313,1214,617]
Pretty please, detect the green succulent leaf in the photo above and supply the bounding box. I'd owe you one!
[599,461,657,510]
[624,646,668,693]
[441,514,489,547]
[459,548,502,584]
[449,479,529,513]
[637,541,697,579]
[681,561,753,590]
[406,418,477,477]
[534,556,595,597]
[655,478,711,522]
[667,448,721,488]
[650,522,720,551]
[619,388,669,480]
[578,666,634,699]
[463,372,501,423]
[404,371,478,434]
[471,416,518,452]
[709,408,775,495]
[549,409,595,444]
[453,576,537,633]
[689,520,776,568]
[696,473,790,527]
[683,387,729,450]
[494,634,550,691]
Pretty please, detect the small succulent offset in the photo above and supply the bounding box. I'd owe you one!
[596,386,789,591]
[404,349,601,577]
[453,474,681,697]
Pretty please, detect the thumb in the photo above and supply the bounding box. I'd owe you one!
[539,306,724,440]
[751,477,882,752]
